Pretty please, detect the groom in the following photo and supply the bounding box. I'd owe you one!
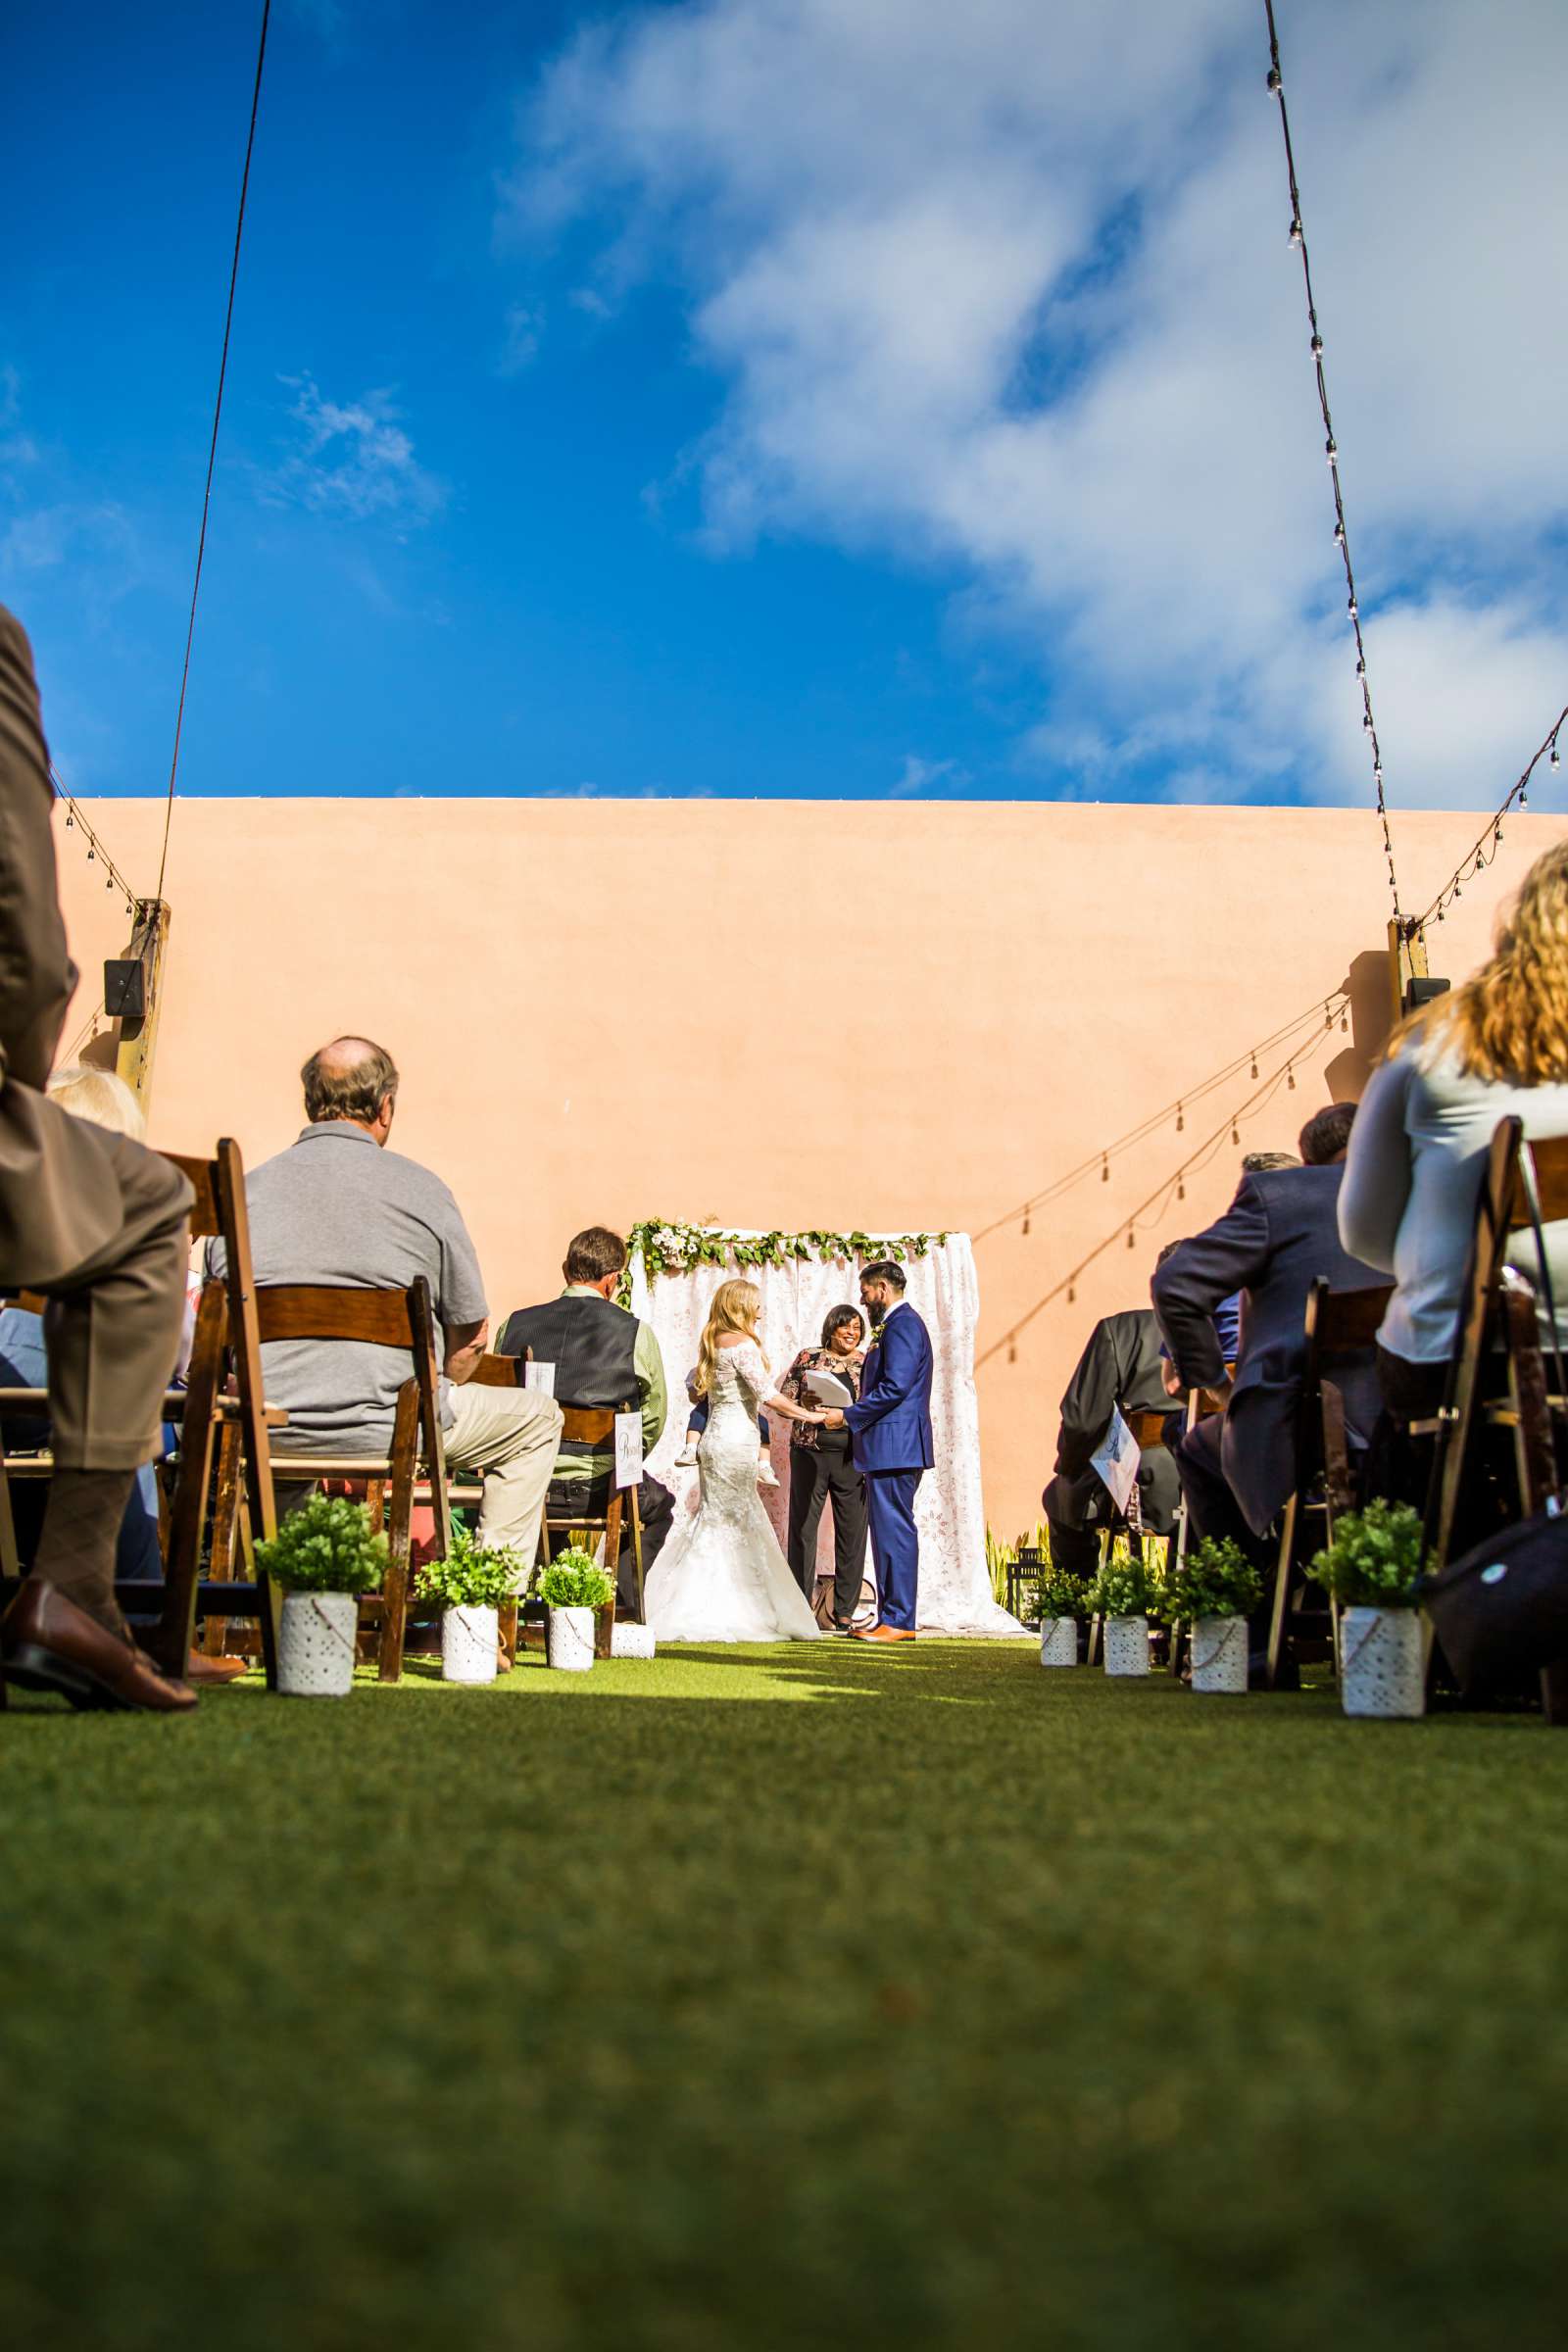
[821,1258,934,1643]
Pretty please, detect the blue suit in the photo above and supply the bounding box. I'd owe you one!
[844,1301,934,1632]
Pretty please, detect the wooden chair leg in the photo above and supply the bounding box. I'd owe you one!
[202,1423,243,1656]
[147,1284,225,1678]
[379,1390,420,1684]
[1542,1662,1568,1726]
[1266,1494,1297,1690]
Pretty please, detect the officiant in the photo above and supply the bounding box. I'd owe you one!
[775,1306,869,1628]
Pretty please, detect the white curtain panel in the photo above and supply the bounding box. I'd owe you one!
[629,1231,1025,1636]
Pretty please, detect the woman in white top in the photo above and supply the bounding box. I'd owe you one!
[1339,836,1568,1419]
[644,1278,826,1642]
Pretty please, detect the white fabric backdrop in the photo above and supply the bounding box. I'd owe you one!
[628,1232,1025,1636]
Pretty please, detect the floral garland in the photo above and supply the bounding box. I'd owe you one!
[619,1219,950,1305]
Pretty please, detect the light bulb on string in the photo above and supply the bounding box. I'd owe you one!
[1287,1063,1296,1090]
[1177,1176,1186,1200]
[1067,1283,1076,1305]
[1325,438,1338,464]
[1250,1055,1258,1079]
[1310,333,1323,359]
[1341,1005,1349,1032]
[1021,1211,1030,1237]
[1267,66,1282,94]
[1008,1340,1017,1364]
[1335,523,1347,549]
[1176,1102,1184,1132]
[1126,1227,1136,1250]
[1347,596,1357,619]
[1551,739,1561,772]
[1101,1154,1109,1183]
[1289,218,1303,247]
[86,848,94,861]
[1231,1121,1241,1146]
[65,811,74,827]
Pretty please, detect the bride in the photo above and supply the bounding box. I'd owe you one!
[645,1280,825,1642]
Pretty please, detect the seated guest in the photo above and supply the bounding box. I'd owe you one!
[211,1039,562,1576]
[0,1066,168,1586]
[1153,1102,1385,1660]
[1340,837,1568,1426]
[496,1228,671,1620]
[776,1306,870,1625]
[1043,1263,1187,1583]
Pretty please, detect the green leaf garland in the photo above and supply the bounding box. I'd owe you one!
[618,1220,950,1306]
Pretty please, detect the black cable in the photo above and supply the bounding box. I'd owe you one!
[1264,0,1401,921]
[157,0,271,901]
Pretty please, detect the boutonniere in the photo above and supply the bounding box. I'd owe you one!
[869,1321,886,1343]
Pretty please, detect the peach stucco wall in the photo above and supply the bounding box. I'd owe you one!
[52,797,1562,1535]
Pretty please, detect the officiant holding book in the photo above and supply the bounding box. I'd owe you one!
[775,1305,868,1628]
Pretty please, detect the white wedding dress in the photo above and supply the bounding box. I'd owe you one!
[644,1339,822,1643]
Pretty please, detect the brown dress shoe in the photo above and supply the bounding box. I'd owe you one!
[2,1581,198,1713]
[851,1623,917,1643]
[185,1651,248,1686]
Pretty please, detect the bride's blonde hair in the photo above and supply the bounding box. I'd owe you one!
[694,1278,762,1396]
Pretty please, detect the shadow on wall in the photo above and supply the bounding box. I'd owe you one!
[1325,949,1396,1102]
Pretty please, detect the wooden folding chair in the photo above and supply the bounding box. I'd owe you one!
[1418,1117,1568,1718]
[252,1277,452,1685]
[1265,1279,1394,1690]
[525,1378,644,1659]
[1,1139,287,1687]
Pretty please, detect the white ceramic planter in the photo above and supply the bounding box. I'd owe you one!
[1190,1614,1250,1694]
[1102,1614,1151,1677]
[277,1589,360,1697]
[1040,1616,1078,1668]
[547,1605,596,1673]
[610,1621,657,1660]
[442,1602,499,1685]
[1340,1606,1424,1718]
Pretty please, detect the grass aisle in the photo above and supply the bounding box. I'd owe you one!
[3,1641,1566,2349]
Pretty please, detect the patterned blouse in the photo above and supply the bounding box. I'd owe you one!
[776,1347,866,1451]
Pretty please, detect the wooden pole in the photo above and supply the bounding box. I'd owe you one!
[1386,916,1429,1031]
[110,898,172,1121]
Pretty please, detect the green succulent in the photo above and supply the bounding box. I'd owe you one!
[415,1523,528,1611]
[540,1548,615,1610]
[1164,1538,1263,1624]
[1306,1499,1427,1608]
[255,1493,387,1595]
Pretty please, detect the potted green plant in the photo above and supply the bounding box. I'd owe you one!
[1087,1549,1158,1678]
[1306,1499,1427,1718]
[1166,1538,1263,1695]
[539,1547,615,1673]
[1037,1563,1089,1668]
[415,1525,529,1686]
[255,1494,387,1698]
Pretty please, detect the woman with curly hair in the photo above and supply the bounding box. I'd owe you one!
[1340,835,1568,1421]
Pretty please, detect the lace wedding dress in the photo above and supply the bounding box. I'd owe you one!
[645,1339,821,1643]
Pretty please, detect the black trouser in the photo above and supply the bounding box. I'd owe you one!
[1174,1414,1283,1666]
[544,1473,674,1621]
[786,1434,867,1620]
[1042,1509,1101,1582]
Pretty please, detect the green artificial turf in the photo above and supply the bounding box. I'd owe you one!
[4,1640,1567,2350]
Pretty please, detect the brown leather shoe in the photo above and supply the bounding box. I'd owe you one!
[185,1651,248,1686]
[851,1623,917,1643]
[1,1581,197,1713]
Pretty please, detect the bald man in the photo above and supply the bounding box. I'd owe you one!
[209,1037,563,1575]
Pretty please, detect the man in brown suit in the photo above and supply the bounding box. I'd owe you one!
[0,603,197,1711]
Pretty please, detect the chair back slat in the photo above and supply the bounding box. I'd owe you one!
[163,1151,221,1240]
[1311,1283,1395,1354]
[1512,1136,1568,1232]
[1126,1410,1170,1450]
[471,1352,523,1389]
[255,1285,418,1348]
[560,1403,623,1446]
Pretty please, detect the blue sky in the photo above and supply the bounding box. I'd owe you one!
[3,0,1565,808]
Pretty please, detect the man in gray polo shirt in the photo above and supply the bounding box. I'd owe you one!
[212,1036,561,1568]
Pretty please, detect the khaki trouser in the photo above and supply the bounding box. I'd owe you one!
[0,602,193,1471]
[445,1385,564,1583]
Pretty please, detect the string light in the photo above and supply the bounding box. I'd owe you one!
[49,769,141,912]
[973,988,1351,1247]
[985,1025,1340,1368]
[1404,698,1568,932]
[1264,0,1401,922]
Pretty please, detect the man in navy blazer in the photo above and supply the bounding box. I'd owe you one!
[821,1259,934,1642]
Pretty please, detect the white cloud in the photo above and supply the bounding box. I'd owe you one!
[507,0,1568,809]
[265,375,446,526]
[892,754,963,798]
[498,303,542,374]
